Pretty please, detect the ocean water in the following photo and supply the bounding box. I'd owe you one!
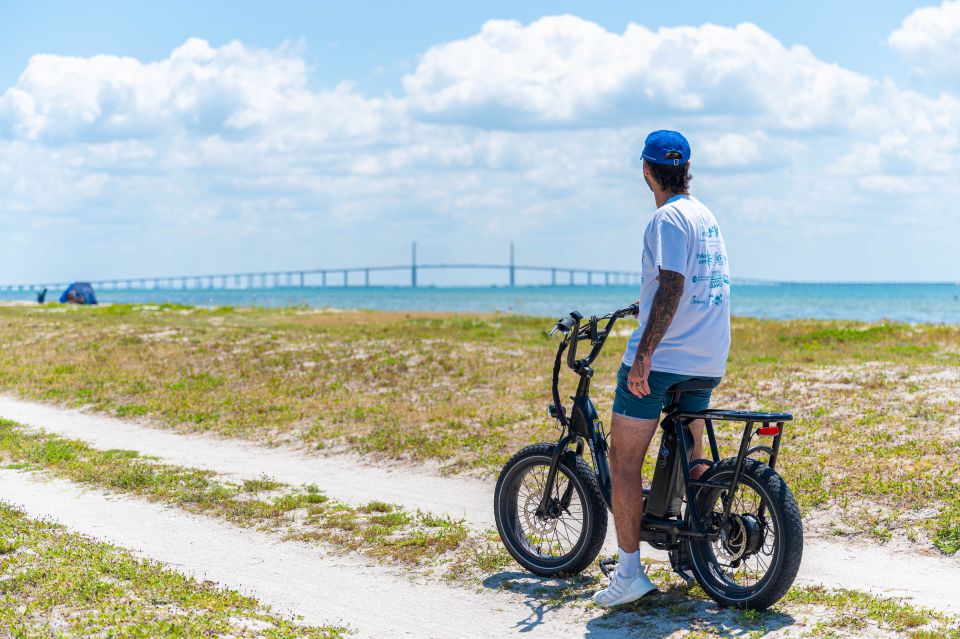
[4,283,959,324]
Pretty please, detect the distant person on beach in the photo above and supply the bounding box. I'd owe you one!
[594,130,731,607]
[36,288,47,304]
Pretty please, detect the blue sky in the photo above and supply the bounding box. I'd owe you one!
[2,1,959,283]
[0,1,926,90]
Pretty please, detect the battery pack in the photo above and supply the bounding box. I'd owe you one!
[645,423,692,518]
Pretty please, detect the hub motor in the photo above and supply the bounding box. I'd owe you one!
[719,514,764,564]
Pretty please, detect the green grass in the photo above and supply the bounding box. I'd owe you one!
[0,304,958,549]
[786,323,896,345]
[784,585,960,638]
[0,502,346,637]
[494,558,960,638]
[932,525,960,554]
[0,419,469,567]
[3,409,958,636]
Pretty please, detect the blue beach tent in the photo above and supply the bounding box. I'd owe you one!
[59,282,98,305]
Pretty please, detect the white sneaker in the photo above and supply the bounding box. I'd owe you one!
[592,566,658,607]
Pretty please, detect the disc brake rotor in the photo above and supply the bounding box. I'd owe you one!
[522,493,558,537]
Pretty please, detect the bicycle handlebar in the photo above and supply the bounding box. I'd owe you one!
[549,304,638,371]
[547,304,637,428]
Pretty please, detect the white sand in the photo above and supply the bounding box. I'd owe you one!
[0,469,617,638]
[2,395,959,616]
[0,395,493,528]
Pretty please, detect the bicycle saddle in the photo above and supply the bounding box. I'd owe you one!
[665,378,716,393]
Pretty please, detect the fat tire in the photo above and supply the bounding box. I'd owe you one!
[494,443,607,577]
[687,458,803,610]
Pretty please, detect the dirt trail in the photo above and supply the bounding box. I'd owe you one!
[0,395,493,527]
[0,470,622,639]
[2,395,959,615]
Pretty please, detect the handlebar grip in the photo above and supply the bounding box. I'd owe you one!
[550,315,577,336]
[613,304,638,318]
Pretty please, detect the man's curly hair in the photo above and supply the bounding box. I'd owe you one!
[646,160,692,193]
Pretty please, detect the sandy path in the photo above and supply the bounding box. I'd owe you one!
[0,395,493,528]
[2,395,959,615]
[0,469,622,639]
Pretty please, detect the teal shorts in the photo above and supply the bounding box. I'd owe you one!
[612,363,721,420]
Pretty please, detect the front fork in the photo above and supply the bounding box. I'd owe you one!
[536,421,612,518]
[535,433,573,518]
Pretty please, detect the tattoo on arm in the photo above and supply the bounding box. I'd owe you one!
[635,268,685,364]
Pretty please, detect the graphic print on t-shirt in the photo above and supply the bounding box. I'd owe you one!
[692,220,729,309]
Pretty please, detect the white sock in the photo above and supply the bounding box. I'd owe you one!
[617,547,640,578]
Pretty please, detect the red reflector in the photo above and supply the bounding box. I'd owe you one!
[757,425,780,436]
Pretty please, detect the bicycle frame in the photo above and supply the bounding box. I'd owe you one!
[537,307,628,520]
[537,307,793,546]
[639,405,791,545]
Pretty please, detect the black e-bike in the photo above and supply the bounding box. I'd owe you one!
[493,305,803,610]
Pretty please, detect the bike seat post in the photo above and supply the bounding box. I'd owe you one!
[671,389,683,411]
[662,389,682,419]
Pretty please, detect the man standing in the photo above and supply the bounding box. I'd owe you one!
[594,130,731,607]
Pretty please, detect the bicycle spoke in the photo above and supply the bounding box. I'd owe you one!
[512,462,585,559]
[701,478,778,590]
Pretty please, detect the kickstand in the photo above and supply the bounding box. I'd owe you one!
[599,557,616,578]
[669,548,694,585]
[673,567,694,585]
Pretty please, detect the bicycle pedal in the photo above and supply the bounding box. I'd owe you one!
[599,557,617,578]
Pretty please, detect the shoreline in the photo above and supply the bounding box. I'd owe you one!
[3,280,959,326]
[2,298,959,326]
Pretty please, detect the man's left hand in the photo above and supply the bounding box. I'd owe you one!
[627,353,652,398]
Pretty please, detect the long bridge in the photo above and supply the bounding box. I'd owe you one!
[0,243,641,292]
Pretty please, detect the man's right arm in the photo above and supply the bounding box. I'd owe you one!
[635,268,685,362]
[626,268,685,398]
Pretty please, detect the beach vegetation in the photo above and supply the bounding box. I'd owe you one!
[1,416,958,635]
[0,502,345,637]
[0,420,470,568]
[0,305,958,550]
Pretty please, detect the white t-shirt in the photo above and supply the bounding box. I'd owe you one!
[622,194,731,377]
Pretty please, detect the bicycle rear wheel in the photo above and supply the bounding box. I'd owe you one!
[686,458,803,609]
[494,443,606,576]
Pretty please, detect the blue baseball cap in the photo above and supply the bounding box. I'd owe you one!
[642,130,691,166]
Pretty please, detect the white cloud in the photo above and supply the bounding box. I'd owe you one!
[0,38,386,144]
[693,132,806,171]
[1,15,959,283]
[889,0,960,88]
[0,141,112,213]
[402,16,873,131]
[828,86,960,177]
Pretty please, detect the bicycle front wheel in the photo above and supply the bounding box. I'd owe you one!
[494,443,607,577]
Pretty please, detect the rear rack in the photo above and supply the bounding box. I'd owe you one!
[671,409,793,480]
